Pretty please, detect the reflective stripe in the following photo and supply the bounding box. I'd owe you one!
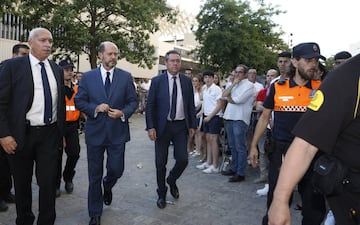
[274,105,307,112]
[66,105,76,111]
[65,85,81,121]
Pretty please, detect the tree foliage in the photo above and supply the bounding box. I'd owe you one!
[195,0,289,75]
[11,0,174,69]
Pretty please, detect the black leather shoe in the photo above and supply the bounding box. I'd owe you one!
[0,200,8,212]
[103,189,112,206]
[166,177,179,199]
[228,174,245,183]
[221,169,236,176]
[65,181,74,193]
[89,216,101,225]
[3,193,15,203]
[156,197,166,209]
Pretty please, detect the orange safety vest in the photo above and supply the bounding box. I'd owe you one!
[65,84,81,122]
[274,79,321,112]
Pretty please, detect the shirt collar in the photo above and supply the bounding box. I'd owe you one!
[100,64,114,76]
[289,78,313,89]
[167,72,179,80]
[29,53,49,67]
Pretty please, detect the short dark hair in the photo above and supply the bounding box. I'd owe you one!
[12,44,29,54]
[278,51,291,58]
[202,70,214,77]
[165,50,181,61]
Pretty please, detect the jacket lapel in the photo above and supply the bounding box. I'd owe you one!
[109,68,120,99]
[161,74,170,112]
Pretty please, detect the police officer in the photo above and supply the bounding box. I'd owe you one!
[56,59,81,196]
[267,54,360,225]
[249,42,327,225]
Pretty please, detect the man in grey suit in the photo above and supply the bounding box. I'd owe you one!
[75,41,137,225]
[0,27,65,225]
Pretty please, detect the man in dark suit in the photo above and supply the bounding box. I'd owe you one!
[0,43,30,212]
[75,41,137,225]
[0,27,65,225]
[145,50,196,209]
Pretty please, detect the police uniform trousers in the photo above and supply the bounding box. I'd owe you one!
[327,184,360,224]
[8,123,59,225]
[262,138,326,225]
[56,121,80,187]
[155,120,188,198]
[0,147,12,200]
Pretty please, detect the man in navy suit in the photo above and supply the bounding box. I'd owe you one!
[146,50,196,209]
[0,27,65,225]
[75,41,137,225]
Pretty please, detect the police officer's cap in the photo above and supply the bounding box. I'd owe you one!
[334,51,352,60]
[292,42,326,60]
[59,59,75,69]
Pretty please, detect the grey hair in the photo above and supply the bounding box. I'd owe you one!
[28,27,50,41]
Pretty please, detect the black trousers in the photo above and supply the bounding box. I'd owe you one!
[328,188,360,225]
[56,122,80,187]
[155,120,188,197]
[262,139,326,225]
[8,123,59,225]
[0,147,12,200]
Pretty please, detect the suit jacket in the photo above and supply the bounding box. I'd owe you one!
[74,67,137,146]
[0,55,65,151]
[145,73,196,137]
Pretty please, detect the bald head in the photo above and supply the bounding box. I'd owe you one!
[98,41,119,70]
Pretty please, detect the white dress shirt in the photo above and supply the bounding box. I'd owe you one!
[26,53,58,126]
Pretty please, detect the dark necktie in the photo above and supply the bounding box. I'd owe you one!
[170,76,177,120]
[105,71,111,97]
[39,62,52,125]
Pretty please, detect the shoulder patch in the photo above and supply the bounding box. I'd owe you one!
[308,90,324,111]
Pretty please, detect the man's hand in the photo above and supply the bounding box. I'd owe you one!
[147,128,157,141]
[249,145,259,168]
[95,103,110,113]
[108,108,124,119]
[268,199,291,225]
[233,76,241,85]
[0,136,17,154]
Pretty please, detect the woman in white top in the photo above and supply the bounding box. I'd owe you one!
[191,74,206,161]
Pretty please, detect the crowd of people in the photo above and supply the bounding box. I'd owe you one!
[0,26,359,225]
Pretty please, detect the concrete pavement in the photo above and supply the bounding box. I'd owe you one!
[0,113,302,225]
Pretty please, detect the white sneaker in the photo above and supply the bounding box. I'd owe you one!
[256,183,269,196]
[203,165,219,174]
[196,162,209,170]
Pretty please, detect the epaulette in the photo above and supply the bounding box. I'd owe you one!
[277,78,287,85]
